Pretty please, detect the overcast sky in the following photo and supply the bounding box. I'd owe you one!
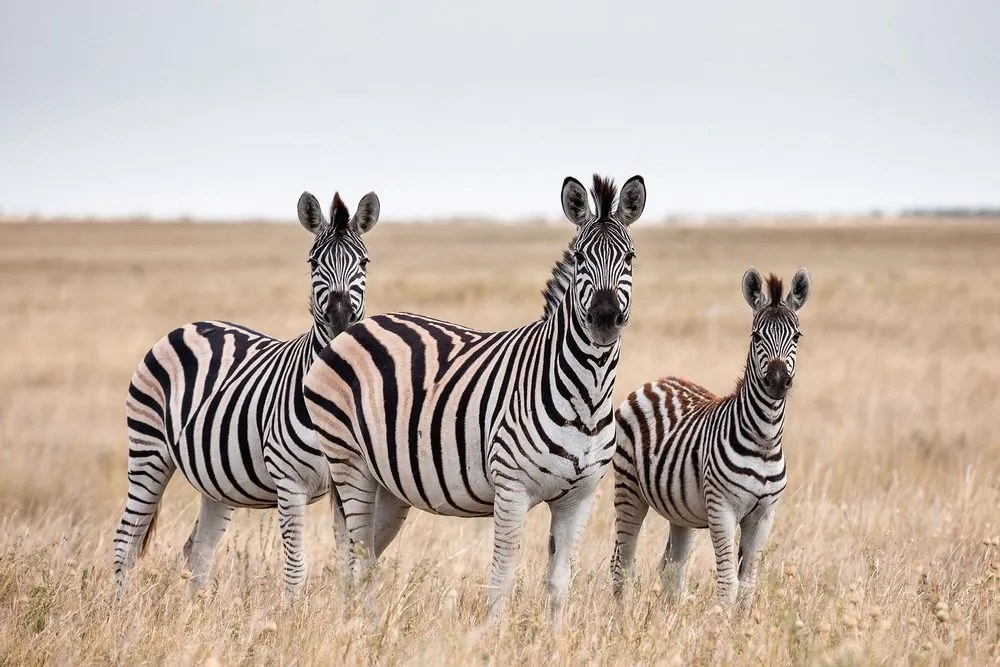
[2,1,998,220]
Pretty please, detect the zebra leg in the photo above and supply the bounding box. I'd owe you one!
[187,496,234,595]
[736,506,776,612]
[330,486,356,595]
[611,474,649,600]
[658,523,695,601]
[486,482,530,625]
[373,487,411,558]
[545,489,597,626]
[276,483,309,599]
[332,469,379,615]
[707,499,739,607]
[182,519,199,564]
[113,444,176,591]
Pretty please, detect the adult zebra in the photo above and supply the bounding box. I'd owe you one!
[113,189,381,597]
[611,268,811,609]
[303,174,646,623]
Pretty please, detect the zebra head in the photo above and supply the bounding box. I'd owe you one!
[560,174,646,346]
[297,190,380,337]
[741,267,811,400]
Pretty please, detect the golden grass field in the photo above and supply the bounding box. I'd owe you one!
[1,218,999,665]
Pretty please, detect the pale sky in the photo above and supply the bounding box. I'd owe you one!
[1,1,998,220]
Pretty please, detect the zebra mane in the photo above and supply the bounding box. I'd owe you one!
[591,174,617,220]
[765,274,784,308]
[540,247,575,319]
[330,192,351,234]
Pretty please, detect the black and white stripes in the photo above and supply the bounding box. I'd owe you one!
[303,174,646,623]
[113,190,380,597]
[611,268,811,608]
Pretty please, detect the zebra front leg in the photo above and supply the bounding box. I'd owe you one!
[276,483,309,599]
[611,471,649,600]
[187,496,234,596]
[374,487,411,558]
[736,506,776,612]
[707,498,739,607]
[658,523,695,602]
[486,482,530,625]
[546,489,597,626]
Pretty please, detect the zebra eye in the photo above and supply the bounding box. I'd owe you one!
[752,331,763,343]
[573,250,585,264]
[792,331,803,342]
[624,251,636,265]
[360,257,371,269]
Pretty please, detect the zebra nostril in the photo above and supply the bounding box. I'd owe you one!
[784,376,792,388]
[585,312,595,325]
[614,313,624,327]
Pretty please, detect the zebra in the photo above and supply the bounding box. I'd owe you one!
[610,267,811,609]
[303,174,646,623]
[112,189,381,597]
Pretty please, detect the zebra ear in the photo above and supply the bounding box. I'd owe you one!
[785,268,811,311]
[561,176,592,226]
[616,175,646,226]
[741,267,766,310]
[297,192,328,235]
[351,191,380,235]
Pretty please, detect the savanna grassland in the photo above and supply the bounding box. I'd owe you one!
[1,218,999,665]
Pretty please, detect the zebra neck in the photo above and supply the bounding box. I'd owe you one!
[736,354,786,451]
[542,293,620,429]
[307,321,334,363]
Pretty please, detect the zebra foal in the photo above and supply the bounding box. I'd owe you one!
[611,268,811,608]
[304,174,646,623]
[113,189,380,597]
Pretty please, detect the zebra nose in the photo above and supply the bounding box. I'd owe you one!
[762,359,791,398]
[326,291,352,333]
[587,293,621,330]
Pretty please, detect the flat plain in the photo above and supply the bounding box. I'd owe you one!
[1,218,999,665]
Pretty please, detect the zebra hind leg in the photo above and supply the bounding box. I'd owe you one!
[330,465,379,617]
[373,487,411,558]
[658,523,695,602]
[186,496,235,596]
[113,441,176,592]
[182,519,199,564]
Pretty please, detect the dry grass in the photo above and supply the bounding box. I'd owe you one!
[1,218,999,665]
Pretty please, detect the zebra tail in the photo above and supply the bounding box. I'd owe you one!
[139,507,159,559]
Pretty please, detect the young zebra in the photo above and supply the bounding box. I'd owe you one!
[611,268,811,608]
[113,189,380,597]
[303,174,646,623]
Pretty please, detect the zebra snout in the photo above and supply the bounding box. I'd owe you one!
[762,359,792,399]
[325,290,353,333]
[586,290,625,345]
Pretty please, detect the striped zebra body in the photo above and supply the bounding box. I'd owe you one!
[304,174,647,623]
[113,190,381,597]
[611,268,811,609]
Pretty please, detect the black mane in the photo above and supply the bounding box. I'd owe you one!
[765,274,784,308]
[590,174,617,220]
[330,192,351,234]
[540,247,574,319]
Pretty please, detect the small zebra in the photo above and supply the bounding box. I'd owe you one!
[113,189,381,597]
[303,174,646,623]
[611,268,810,608]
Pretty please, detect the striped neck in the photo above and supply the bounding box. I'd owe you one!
[541,289,620,431]
[736,350,786,450]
